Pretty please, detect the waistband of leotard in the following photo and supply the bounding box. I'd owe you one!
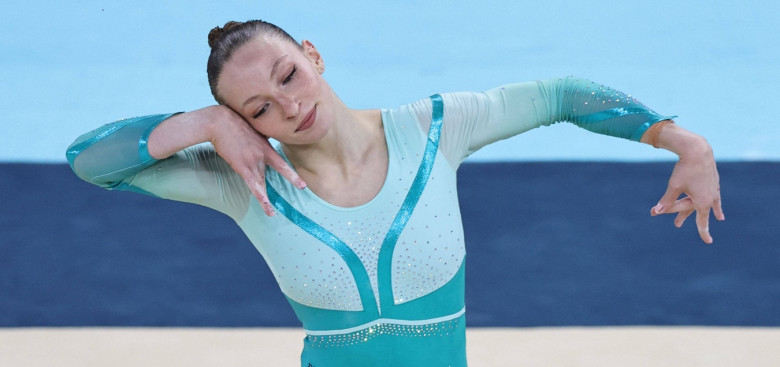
[303,308,466,348]
[303,307,465,336]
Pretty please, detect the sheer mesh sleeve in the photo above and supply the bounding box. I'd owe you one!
[66,114,251,221]
[434,76,676,167]
[67,114,177,188]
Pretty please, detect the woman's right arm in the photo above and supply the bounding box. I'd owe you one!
[67,105,304,218]
[150,106,306,216]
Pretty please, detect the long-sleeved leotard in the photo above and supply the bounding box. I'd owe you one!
[67,77,673,366]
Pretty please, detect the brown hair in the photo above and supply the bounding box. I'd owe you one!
[206,20,300,103]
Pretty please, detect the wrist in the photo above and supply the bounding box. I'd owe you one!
[655,123,712,159]
[200,105,233,142]
[202,105,257,147]
[147,106,222,159]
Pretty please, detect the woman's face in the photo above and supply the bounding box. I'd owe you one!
[217,36,331,145]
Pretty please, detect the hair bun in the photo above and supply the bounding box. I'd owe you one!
[207,21,243,49]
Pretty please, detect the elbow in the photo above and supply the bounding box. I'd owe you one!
[65,150,96,186]
[65,141,80,172]
[65,141,88,182]
[65,142,115,188]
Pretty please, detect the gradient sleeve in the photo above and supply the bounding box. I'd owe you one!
[66,114,251,221]
[436,76,676,166]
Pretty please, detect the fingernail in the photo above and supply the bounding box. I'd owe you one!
[263,201,275,216]
[297,180,307,189]
[653,204,664,215]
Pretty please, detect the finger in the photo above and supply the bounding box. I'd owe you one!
[254,164,275,216]
[652,195,693,216]
[263,145,306,189]
[713,194,725,221]
[241,168,274,217]
[667,196,694,214]
[651,185,683,216]
[674,209,694,228]
[695,206,713,244]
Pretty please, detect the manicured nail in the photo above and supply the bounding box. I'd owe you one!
[653,204,664,215]
[297,180,307,189]
[263,201,275,216]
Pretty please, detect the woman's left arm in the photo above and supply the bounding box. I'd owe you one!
[435,76,724,243]
[641,121,725,244]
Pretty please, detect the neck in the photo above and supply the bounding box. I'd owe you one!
[282,102,383,179]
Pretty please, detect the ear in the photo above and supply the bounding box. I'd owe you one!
[302,40,325,74]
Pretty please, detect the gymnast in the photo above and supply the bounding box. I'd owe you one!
[67,20,724,366]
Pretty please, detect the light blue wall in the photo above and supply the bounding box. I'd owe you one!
[2,0,777,162]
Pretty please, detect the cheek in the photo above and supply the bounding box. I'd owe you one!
[298,68,323,96]
[248,120,275,137]
[298,77,316,96]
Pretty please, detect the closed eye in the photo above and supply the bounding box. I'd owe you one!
[283,66,296,84]
[253,103,269,119]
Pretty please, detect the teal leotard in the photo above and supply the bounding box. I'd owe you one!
[67,77,674,366]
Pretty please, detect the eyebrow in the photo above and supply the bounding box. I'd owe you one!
[241,54,288,109]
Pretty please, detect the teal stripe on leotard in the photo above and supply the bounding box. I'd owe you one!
[267,94,444,316]
[377,94,444,311]
[573,107,671,141]
[266,185,378,314]
[546,77,676,142]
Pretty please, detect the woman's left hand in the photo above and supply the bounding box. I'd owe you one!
[646,123,725,244]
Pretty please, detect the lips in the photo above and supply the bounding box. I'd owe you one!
[296,106,317,132]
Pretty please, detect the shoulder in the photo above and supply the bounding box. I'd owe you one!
[390,91,489,126]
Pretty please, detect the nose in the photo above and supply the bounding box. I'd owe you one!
[278,95,299,120]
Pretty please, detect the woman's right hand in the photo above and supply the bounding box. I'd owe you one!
[148,105,306,216]
[206,105,306,216]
